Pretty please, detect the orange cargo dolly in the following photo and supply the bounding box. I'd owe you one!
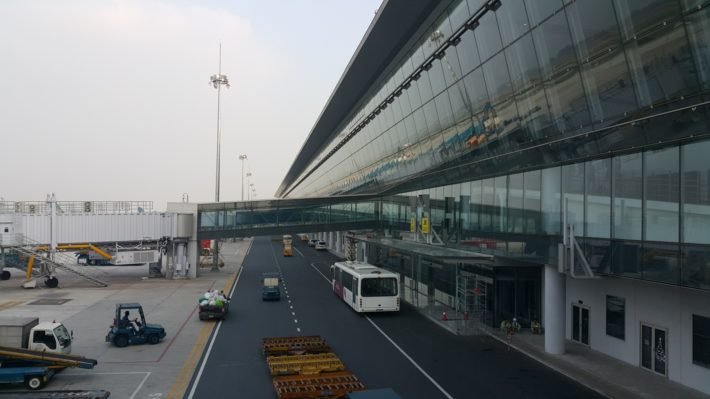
[267,353,345,376]
[263,336,331,356]
[272,371,366,399]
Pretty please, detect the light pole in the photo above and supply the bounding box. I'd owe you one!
[210,43,230,271]
[210,43,230,203]
[246,172,252,200]
[249,183,255,201]
[239,154,248,201]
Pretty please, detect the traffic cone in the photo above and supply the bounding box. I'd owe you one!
[441,310,448,321]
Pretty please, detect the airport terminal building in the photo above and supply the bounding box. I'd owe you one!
[276,0,710,393]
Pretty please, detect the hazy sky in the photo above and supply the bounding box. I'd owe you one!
[0,0,381,210]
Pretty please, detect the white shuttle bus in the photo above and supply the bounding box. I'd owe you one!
[330,261,400,312]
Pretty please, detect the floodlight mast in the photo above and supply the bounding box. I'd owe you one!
[210,43,230,203]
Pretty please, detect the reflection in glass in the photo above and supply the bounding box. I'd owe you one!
[542,167,562,234]
[613,153,642,240]
[683,245,710,289]
[586,158,611,238]
[580,49,637,122]
[533,11,577,80]
[524,170,542,234]
[642,242,680,285]
[686,8,710,90]
[524,0,563,27]
[683,140,710,244]
[566,0,622,61]
[508,173,525,233]
[563,163,585,234]
[645,147,679,242]
[614,0,681,40]
[474,10,503,61]
[494,176,508,232]
[624,23,697,107]
[496,0,531,46]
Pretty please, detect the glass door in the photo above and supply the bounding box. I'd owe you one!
[572,304,590,345]
[640,323,667,376]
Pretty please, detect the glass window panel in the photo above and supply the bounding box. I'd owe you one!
[506,35,542,92]
[448,80,472,124]
[494,176,508,232]
[407,77,423,110]
[693,314,710,368]
[580,49,638,122]
[474,10,503,61]
[458,29,482,75]
[645,146,680,242]
[542,167,562,234]
[606,295,626,340]
[525,0,563,26]
[614,153,643,240]
[412,108,429,142]
[508,173,525,233]
[683,140,710,244]
[423,100,441,134]
[532,11,577,80]
[614,0,681,40]
[516,85,551,142]
[482,177,495,231]
[685,8,710,90]
[471,179,482,230]
[585,158,611,238]
[441,45,464,88]
[544,69,591,133]
[624,23,698,107]
[496,0,531,46]
[642,242,680,284]
[449,0,472,30]
[683,245,710,289]
[462,67,490,115]
[524,170,542,234]
[417,70,435,104]
[435,91,455,133]
[563,163,585,234]
[566,0,623,61]
[482,52,514,107]
[682,0,706,11]
[428,59,448,96]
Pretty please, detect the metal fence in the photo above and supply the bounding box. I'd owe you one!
[0,201,154,214]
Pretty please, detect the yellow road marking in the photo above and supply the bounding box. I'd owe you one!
[165,272,238,399]
[0,301,23,311]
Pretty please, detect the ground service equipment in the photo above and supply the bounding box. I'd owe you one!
[105,303,166,347]
[262,336,331,356]
[262,273,281,301]
[0,318,73,355]
[0,345,97,389]
[0,390,111,398]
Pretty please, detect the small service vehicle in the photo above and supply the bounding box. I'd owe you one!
[315,240,327,250]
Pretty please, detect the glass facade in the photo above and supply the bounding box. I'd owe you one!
[273,0,710,296]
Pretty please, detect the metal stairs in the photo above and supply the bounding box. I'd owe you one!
[12,246,108,287]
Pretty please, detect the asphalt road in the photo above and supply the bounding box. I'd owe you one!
[186,236,603,399]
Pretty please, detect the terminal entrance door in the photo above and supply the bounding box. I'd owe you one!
[641,323,667,376]
[571,304,590,345]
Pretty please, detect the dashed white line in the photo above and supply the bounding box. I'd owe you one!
[294,247,305,257]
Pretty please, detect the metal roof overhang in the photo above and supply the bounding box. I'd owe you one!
[276,0,442,198]
[359,237,542,267]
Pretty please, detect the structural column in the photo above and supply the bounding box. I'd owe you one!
[328,232,334,249]
[336,232,342,253]
[544,265,566,354]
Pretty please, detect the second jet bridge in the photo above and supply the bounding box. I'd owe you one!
[197,195,403,239]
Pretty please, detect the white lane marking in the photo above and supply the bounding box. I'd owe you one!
[130,371,152,399]
[62,370,151,399]
[366,317,454,399]
[294,247,305,257]
[310,262,453,399]
[187,266,243,399]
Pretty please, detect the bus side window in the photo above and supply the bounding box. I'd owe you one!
[353,278,358,296]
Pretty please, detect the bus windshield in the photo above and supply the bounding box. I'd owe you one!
[361,277,398,297]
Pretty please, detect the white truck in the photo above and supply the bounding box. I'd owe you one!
[0,317,72,355]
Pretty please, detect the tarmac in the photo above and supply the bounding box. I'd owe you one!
[0,237,707,399]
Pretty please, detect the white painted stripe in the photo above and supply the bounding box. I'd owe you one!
[130,371,152,399]
[187,266,243,399]
[311,262,453,399]
[294,247,304,257]
[366,317,454,399]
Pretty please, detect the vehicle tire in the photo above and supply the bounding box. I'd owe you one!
[44,277,59,288]
[0,270,10,280]
[147,334,159,345]
[25,376,44,390]
[114,334,129,348]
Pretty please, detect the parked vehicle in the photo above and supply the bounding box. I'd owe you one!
[330,261,400,312]
[0,317,73,355]
[105,303,166,347]
[315,240,327,250]
[262,273,281,301]
[0,344,96,390]
[307,239,318,247]
[283,243,293,257]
